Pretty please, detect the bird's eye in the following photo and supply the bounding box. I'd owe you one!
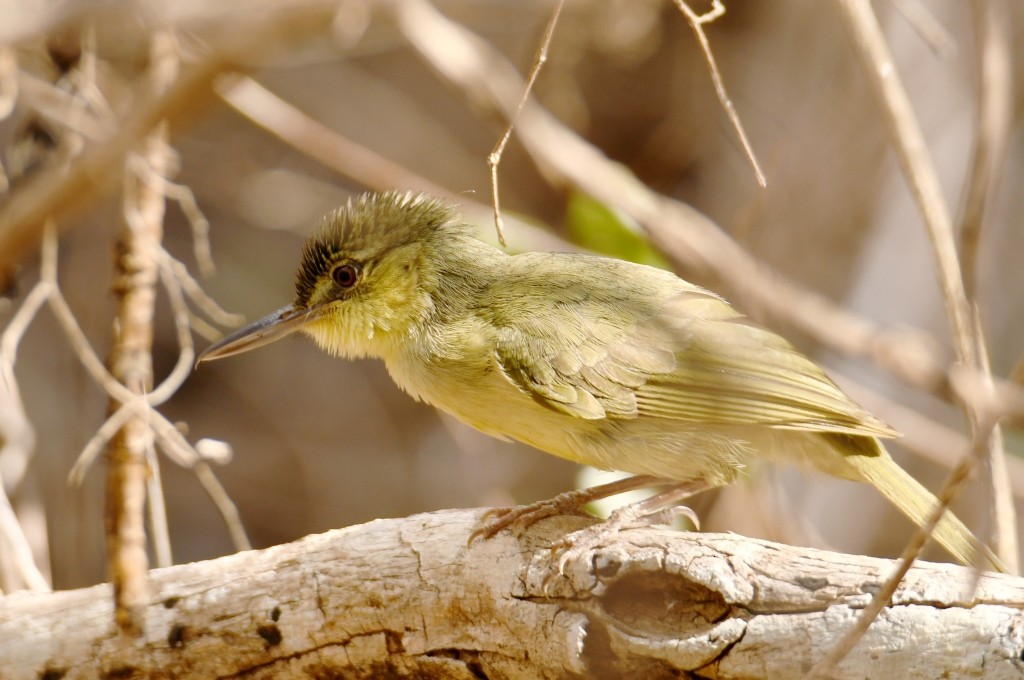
[331,263,360,288]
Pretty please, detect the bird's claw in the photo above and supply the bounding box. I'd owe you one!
[540,502,702,592]
[633,504,701,531]
[466,507,514,546]
[467,497,595,547]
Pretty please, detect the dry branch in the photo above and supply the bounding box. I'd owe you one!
[215,74,578,254]
[0,0,343,282]
[672,0,765,187]
[487,0,564,247]
[104,30,178,637]
[1,509,1022,679]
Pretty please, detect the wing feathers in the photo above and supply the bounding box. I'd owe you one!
[490,256,894,438]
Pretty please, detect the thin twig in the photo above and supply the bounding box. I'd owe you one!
[71,24,117,126]
[891,0,957,57]
[213,73,451,198]
[162,253,244,329]
[0,282,51,383]
[972,308,1017,572]
[215,74,577,254]
[15,69,113,140]
[51,267,227,440]
[68,397,205,481]
[956,0,1015,568]
[68,402,138,486]
[149,257,195,405]
[150,416,201,468]
[194,462,251,552]
[0,259,49,591]
[838,0,972,365]
[0,469,49,592]
[959,0,1012,302]
[0,234,54,594]
[145,442,173,569]
[0,279,48,491]
[672,0,766,187]
[1011,353,1024,386]
[186,311,223,343]
[487,0,564,247]
[40,219,155,409]
[0,47,16,122]
[128,151,217,277]
[48,290,139,405]
[171,181,216,278]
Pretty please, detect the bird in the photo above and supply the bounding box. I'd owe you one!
[197,190,1003,572]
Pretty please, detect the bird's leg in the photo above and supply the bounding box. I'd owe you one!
[551,478,715,577]
[468,474,673,545]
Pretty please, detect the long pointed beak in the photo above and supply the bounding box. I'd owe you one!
[196,303,320,365]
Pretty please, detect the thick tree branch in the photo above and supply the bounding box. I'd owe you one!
[1,509,1022,679]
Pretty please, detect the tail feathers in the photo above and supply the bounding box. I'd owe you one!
[842,443,1006,573]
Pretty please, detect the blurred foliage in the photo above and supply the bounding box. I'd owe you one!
[565,190,670,269]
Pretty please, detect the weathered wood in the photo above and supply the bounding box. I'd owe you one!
[2,509,1023,679]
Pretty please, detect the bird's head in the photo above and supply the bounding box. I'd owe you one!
[197,191,469,364]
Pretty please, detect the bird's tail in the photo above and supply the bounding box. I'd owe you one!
[837,435,1006,573]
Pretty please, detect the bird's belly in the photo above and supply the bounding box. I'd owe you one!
[429,370,587,460]
[389,358,753,484]
[388,357,589,460]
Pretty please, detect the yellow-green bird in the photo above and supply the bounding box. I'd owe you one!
[198,190,1002,571]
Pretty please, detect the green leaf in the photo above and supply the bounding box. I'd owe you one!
[565,191,670,269]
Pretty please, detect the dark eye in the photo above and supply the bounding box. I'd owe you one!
[331,262,360,288]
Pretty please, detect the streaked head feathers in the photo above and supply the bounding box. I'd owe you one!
[294,191,464,308]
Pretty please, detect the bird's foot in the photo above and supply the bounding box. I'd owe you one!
[469,497,590,546]
[467,475,669,546]
[546,480,712,584]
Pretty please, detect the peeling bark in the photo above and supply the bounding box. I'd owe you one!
[2,509,1023,679]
